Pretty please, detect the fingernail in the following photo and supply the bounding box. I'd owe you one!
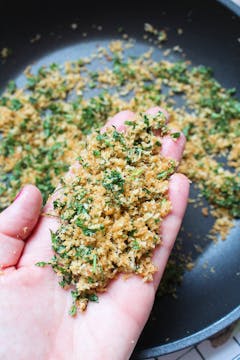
[14,188,24,201]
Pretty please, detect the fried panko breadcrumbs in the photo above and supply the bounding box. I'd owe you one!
[0,40,239,243]
[42,112,176,313]
[0,33,239,298]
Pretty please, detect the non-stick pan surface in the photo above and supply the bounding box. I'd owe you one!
[0,1,239,358]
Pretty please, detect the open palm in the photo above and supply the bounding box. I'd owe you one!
[0,107,189,360]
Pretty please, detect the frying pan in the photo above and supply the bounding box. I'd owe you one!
[0,0,239,358]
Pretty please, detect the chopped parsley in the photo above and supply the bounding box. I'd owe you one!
[171,132,181,139]
[35,261,48,267]
[69,305,77,316]
[88,294,99,302]
[7,80,17,94]
[102,170,125,194]
[10,99,23,111]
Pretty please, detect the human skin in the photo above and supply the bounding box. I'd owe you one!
[0,107,189,360]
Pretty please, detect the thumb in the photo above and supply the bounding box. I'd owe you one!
[0,185,42,268]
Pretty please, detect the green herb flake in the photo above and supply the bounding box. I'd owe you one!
[171,132,181,139]
[88,294,99,302]
[93,150,101,157]
[7,80,17,94]
[102,170,125,194]
[92,254,97,273]
[157,170,170,179]
[69,304,77,317]
[35,261,48,267]
[127,229,137,237]
[10,99,23,111]
[27,77,39,89]
[132,240,140,250]
[124,120,136,128]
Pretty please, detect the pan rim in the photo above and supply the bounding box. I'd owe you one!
[218,0,240,16]
[135,305,240,359]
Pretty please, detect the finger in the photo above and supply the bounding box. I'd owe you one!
[0,185,42,239]
[102,110,135,133]
[105,106,185,163]
[146,106,170,121]
[18,214,59,267]
[0,185,42,268]
[146,106,186,162]
[153,173,190,289]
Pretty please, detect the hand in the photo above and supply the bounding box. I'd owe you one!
[0,107,189,360]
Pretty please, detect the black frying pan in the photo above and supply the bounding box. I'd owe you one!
[0,1,239,358]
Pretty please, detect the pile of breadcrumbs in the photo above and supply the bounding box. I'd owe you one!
[42,112,176,313]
